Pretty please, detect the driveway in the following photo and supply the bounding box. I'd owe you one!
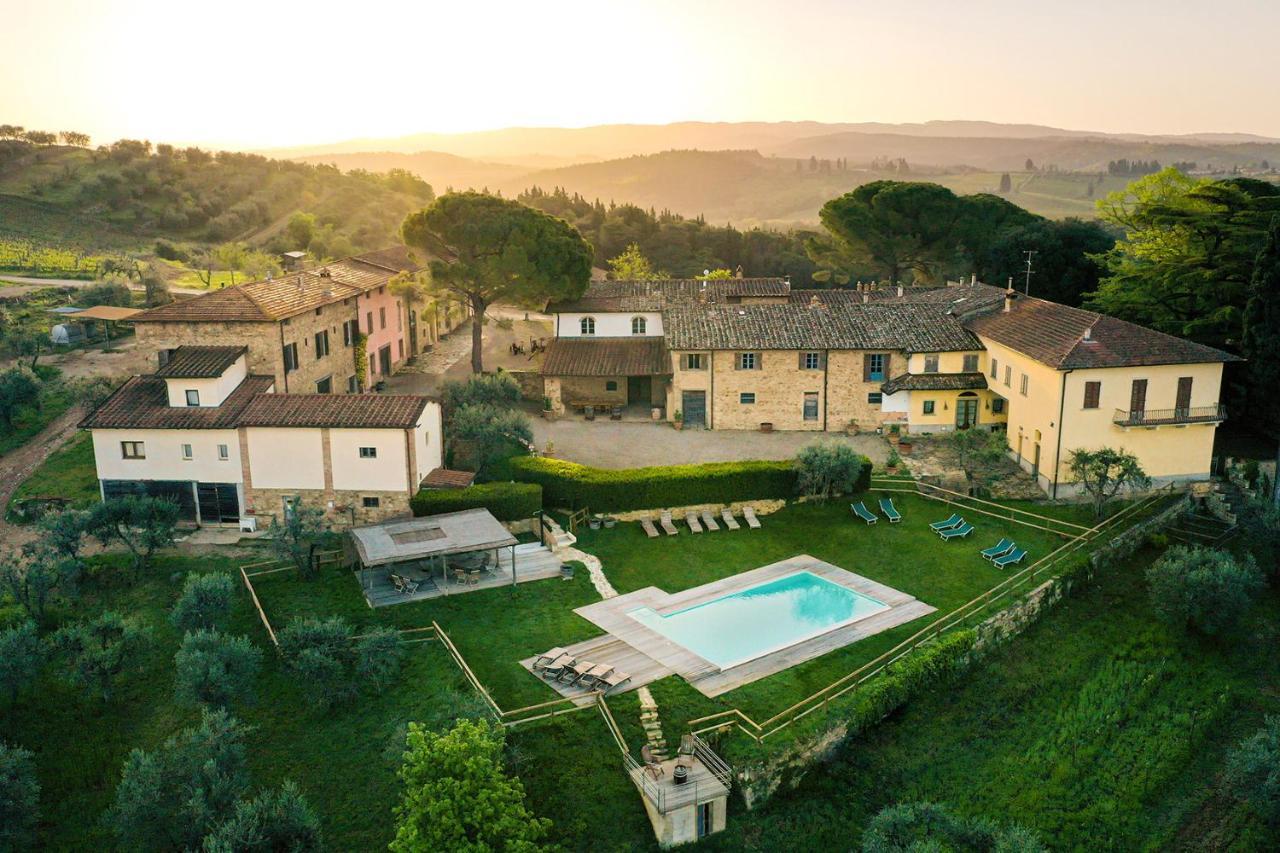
[529,417,890,469]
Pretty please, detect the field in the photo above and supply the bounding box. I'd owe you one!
[936,171,1134,219]
[9,431,99,511]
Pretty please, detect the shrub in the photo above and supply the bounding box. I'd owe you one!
[411,482,541,521]
[794,441,872,501]
[0,741,39,851]
[267,498,329,580]
[1145,546,1265,635]
[52,610,149,701]
[171,572,236,633]
[449,404,532,477]
[174,629,263,708]
[509,456,817,511]
[277,617,402,709]
[0,620,44,704]
[441,372,521,415]
[862,801,1045,852]
[1223,715,1280,825]
[202,780,322,853]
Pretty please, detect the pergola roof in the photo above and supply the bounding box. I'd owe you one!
[348,508,517,568]
[72,305,142,321]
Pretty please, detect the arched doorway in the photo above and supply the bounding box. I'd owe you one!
[956,392,979,429]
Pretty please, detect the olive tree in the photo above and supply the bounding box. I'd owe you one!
[1146,546,1265,635]
[0,742,39,851]
[174,629,263,709]
[946,428,1007,495]
[53,611,150,701]
[277,617,402,709]
[862,801,1045,852]
[267,498,328,580]
[85,495,179,579]
[0,549,80,624]
[171,572,236,633]
[1068,447,1151,519]
[0,620,44,704]
[202,780,322,853]
[1223,716,1280,826]
[794,441,869,501]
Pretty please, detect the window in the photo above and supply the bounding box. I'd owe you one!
[181,443,193,460]
[631,316,646,335]
[684,353,704,370]
[923,400,935,415]
[358,447,377,459]
[990,357,998,379]
[121,441,145,459]
[1019,374,1029,396]
[316,376,332,394]
[992,398,1005,414]
[737,352,759,370]
[315,307,322,316]
[803,392,819,421]
[1083,381,1101,409]
[580,316,596,335]
[398,339,404,359]
[397,302,403,330]
[283,342,299,373]
[342,319,357,346]
[867,392,883,405]
[217,444,229,460]
[923,354,939,373]
[366,311,373,332]
[185,389,200,406]
[362,496,380,508]
[369,354,377,376]
[802,352,821,370]
[1004,365,1011,387]
[158,348,176,368]
[347,375,359,393]
[740,392,755,405]
[963,354,979,373]
[314,330,330,358]
[864,353,885,381]
[605,380,618,391]
[379,307,387,330]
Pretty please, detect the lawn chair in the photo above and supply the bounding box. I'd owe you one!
[597,669,632,693]
[938,521,974,541]
[535,654,575,679]
[659,511,679,536]
[685,511,703,533]
[640,516,660,538]
[572,662,615,689]
[641,744,665,779]
[555,660,590,684]
[700,509,720,531]
[677,734,697,760]
[929,513,964,532]
[389,573,407,594]
[993,548,1028,569]
[850,501,878,525]
[878,497,902,523]
[394,573,420,594]
[743,506,762,529]
[980,538,1015,561]
[533,647,569,669]
[720,508,741,530]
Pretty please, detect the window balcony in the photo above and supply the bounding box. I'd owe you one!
[1112,405,1226,427]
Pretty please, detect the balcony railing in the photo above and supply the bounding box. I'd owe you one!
[1113,405,1226,427]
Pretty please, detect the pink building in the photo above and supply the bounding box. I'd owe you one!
[358,284,408,382]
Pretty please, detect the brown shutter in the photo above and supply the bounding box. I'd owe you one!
[863,353,873,381]
[820,351,827,370]
[1176,377,1192,412]
[1130,379,1147,414]
[754,352,762,370]
[734,353,742,371]
[798,351,806,370]
[1083,381,1100,409]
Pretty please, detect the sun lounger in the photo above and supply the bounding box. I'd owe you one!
[659,511,679,536]
[700,509,720,531]
[640,517,660,538]
[938,521,974,541]
[878,497,902,523]
[572,662,615,688]
[743,506,762,529]
[533,647,569,668]
[993,547,1028,569]
[720,508,741,530]
[597,669,632,693]
[980,538,1015,560]
[850,501,878,525]
[685,511,703,533]
[930,513,964,531]
[556,660,594,684]
[535,653,575,679]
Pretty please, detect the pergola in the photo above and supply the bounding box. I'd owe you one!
[347,508,519,597]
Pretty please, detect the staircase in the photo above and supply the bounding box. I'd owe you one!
[541,514,576,551]
[1167,481,1239,546]
[639,690,669,761]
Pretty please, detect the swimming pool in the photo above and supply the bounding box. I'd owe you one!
[627,571,889,670]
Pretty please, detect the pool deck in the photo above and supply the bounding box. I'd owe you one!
[571,555,935,697]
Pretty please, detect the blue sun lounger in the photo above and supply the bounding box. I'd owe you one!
[929,513,963,532]
[850,501,878,525]
[878,497,902,523]
[938,522,974,541]
[980,538,1015,560]
[993,547,1028,569]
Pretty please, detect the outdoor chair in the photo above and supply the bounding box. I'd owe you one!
[878,497,902,523]
[938,522,974,541]
[610,405,623,420]
[685,511,703,533]
[641,745,665,779]
[398,574,420,594]
[533,647,569,669]
[700,509,720,531]
[585,405,595,421]
[677,734,697,759]
[993,548,1028,569]
[929,513,964,531]
[721,508,741,530]
[574,662,615,689]
[640,517,660,538]
[980,538,1015,560]
[535,653,575,678]
[598,669,632,693]
[389,574,406,594]
[743,506,762,529]
[660,511,679,536]
[850,501,878,525]
[554,660,589,684]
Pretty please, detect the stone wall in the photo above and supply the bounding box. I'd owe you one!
[245,486,412,528]
[507,370,546,402]
[280,299,364,393]
[136,320,282,380]
[825,350,903,432]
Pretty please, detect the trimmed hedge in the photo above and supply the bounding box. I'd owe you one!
[410,482,542,521]
[508,456,867,512]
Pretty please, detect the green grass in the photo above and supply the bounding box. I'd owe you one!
[9,431,99,513]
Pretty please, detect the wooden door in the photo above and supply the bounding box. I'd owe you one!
[1129,379,1148,419]
[1176,377,1192,416]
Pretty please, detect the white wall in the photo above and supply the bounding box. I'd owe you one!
[555,311,663,338]
[164,355,247,407]
[881,390,910,413]
[91,428,242,483]
[414,402,443,485]
[329,428,409,492]
[246,427,325,489]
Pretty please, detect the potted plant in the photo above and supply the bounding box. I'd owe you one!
[887,423,901,446]
[885,449,902,474]
[541,396,555,419]
[603,516,617,529]
[588,514,602,530]
[673,410,684,430]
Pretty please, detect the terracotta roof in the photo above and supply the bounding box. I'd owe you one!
[237,394,429,429]
[421,468,477,489]
[663,303,981,353]
[154,346,246,378]
[80,375,274,430]
[547,278,789,313]
[541,337,671,376]
[881,372,989,394]
[965,294,1241,369]
[789,286,946,305]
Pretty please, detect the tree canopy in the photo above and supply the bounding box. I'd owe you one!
[1241,218,1280,439]
[1146,546,1264,635]
[1067,447,1150,519]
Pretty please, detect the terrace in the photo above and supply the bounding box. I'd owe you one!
[1113,404,1227,427]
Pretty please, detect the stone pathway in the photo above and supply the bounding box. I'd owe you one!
[559,545,618,599]
[902,435,1045,499]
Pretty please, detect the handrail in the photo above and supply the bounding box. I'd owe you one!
[1113,404,1226,427]
[431,620,502,718]
[907,481,1094,532]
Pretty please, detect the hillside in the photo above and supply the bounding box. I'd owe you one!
[291,150,526,194]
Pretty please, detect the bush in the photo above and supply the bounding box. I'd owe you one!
[862,801,1045,852]
[0,620,44,704]
[0,741,39,851]
[410,482,541,521]
[441,372,521,416]
[277,617,402,709]
[171,572,236,633]
[1145,546,1265,635]
[794,441,872,501]
[173,629,263,708]
[509,456,816,511]
[203,780,321,853]
[1223,716,1280,825]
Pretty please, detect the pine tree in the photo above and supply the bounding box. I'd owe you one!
[1242,218,1280,501]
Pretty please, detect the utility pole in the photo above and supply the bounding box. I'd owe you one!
[1022,250,1036,295]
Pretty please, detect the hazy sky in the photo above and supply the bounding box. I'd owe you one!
[4,0,1279,148]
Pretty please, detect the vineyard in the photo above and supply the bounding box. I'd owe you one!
[0,238,110,279]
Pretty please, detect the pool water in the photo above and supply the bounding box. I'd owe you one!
[628,571,889,669]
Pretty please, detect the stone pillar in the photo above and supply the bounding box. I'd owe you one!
[237,427,254,514]
[320,428,335,505]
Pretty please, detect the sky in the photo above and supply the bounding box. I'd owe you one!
[3,0,1279,149]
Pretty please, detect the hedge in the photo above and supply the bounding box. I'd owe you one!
[508,455,866,512]
[410,482,542,521]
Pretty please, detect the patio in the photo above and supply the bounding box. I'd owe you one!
[358,542,565,606]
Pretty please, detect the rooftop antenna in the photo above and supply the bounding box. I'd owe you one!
[1022,250,1036,295]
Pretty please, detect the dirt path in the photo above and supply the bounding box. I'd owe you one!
[0,405,85,548]
[0,274,204,296]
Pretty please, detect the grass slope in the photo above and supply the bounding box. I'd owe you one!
[10,430,98,509]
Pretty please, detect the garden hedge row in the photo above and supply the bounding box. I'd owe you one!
[410,482,542,521]
[508,455,869,511]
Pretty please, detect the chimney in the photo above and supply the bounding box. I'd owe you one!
[1082,326,1093,342]
[1004,277,1017,313]
[861,292,869,304]
[735,265,744,279]
[896,284,904,297]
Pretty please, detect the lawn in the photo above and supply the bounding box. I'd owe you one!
[9,430,99,513]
